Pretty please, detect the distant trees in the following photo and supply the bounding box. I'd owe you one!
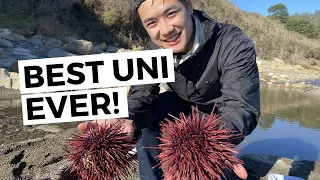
[268,3,320,39]
[267,3,289,23]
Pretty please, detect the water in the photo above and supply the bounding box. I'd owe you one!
[1,85,320,162]
[237,86,320,162]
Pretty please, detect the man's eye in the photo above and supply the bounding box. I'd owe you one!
[168,11,177,18]
[147,22,156,27]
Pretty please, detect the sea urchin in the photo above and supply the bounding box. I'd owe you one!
[63,121,138,180]
[145,105,244,180]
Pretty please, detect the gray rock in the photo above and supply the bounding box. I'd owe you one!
[92,43,107,54]
[14,52,38,60]
[13,47,31,54]
[35,125,62,133]
[10,60,19,73]
[0,39,13,48]
[47,48,76,58]
[0,28,11,36]
[44,38,62,48]
[0,58,16,68]
[26,35,43,45]
[0,29,13,41]
[9,72,19,90]
[240,154,320,180]
[63,40,92,55]
[0,68,11,89]
[62,36,78,44]
[10,33,27,41]
[106,45,119,53]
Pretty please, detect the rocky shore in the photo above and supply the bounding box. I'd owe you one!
[1,27,320,179]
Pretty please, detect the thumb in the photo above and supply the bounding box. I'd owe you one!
[232,163,248,179]
[78,121,91,131]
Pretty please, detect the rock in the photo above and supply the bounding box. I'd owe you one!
[9,72,19,90]
[63,40,92,55]
[47,48,76,58]
[10,33,27,41]
[292,82,306,89]
[284,82,291,87]
[14,52,38,60]
[26,35,43,45]
[117,48,133,53]
[240,154,320,180]
[0,29,13,41]
[0,28,11,37]
[13,47,31,54]
[274,58,286,65]
[0,39,13,48]
[106,45,119,53]
[0,68,11,89]
[10,61,19,73]
[268,82,274,86]
[268,73,274,76]
[35,125,62,133]
[92,43,107,54]
[0,58,16,68]
[260,78,267,82]
[44,38,63,48]
[62,36,78,44]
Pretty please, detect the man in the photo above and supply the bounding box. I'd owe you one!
[78,0,260,179]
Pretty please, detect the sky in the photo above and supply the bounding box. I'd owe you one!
[230,0,320,16]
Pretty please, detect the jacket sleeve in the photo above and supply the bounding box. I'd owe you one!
[126,41,161,129]
[215,27,260,145]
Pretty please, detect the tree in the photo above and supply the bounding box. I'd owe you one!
[268,3,289,23]
[286,19,316,38]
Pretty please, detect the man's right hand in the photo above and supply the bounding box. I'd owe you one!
[77,118,137,140]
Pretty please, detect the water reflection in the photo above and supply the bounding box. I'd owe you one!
[260,86,320,131]
[238,86,320,162]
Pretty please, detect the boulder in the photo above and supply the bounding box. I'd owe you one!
[240,154,320,180]
[10,33,27,41]
[62,36,78,44]
[0,58,16,68]
[44,38,63,48]
[0,39,13,48]
[9,72,19,90]
[106,45,119,53]
[92,43,107,54]
[13,47,31,54]
[63,40,92,55]
[47,48,76,58]
[26,35,43,45]
[0,68,11,89]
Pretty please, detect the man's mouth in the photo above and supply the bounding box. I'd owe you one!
[162,32,181,46]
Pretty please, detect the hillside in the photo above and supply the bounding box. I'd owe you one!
[0,0,320,66]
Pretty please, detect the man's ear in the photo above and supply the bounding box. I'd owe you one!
[185,0,194,14]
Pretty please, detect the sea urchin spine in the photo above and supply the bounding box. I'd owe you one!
[63,121,138,180]
[145,105,244,180]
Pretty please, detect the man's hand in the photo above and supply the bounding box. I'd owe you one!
[77,118,137,139]
[233,163,248,179]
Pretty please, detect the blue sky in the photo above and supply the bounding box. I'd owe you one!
[230,0,320,16]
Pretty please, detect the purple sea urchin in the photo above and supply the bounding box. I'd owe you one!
[145,105,244,180]
[63,121,138,180]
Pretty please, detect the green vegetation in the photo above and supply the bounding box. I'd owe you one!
[0,0,320,65]
[267,3,320,39]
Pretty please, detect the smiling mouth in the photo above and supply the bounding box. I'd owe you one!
[162,32,181,45]
[162,32,181,42]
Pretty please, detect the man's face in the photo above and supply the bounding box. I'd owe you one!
[137,0,195,54]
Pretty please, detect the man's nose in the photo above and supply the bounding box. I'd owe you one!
[160,20,174,36]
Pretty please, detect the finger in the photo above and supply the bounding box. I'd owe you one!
[232,163,248,179]
[78,121,90,131]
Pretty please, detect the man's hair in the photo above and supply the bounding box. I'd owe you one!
[130,0,191,14]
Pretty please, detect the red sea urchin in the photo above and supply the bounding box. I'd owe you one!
[146,105,244,180]
[63,121,138,180]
